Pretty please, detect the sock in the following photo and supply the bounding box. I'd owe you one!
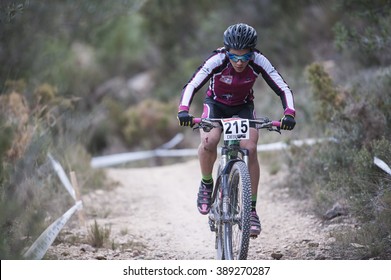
[202,174,213,185]
[251,195,257,212]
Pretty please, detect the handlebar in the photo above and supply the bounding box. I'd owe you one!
[192,117,281,133]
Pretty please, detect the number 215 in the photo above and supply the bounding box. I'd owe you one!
[226,120,248,134]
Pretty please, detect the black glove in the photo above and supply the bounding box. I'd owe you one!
[280,115,296,130]
[177,111,194,127]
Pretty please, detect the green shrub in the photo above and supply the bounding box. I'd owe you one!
[332,0,391,66]
[305,63,345,125]
[288,64,391,258]
[121,99,178,149]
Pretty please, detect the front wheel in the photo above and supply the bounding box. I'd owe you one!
[222,161,251,260]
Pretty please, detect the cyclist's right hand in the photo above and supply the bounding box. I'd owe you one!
[177,110,194,127]
[280,115,296,130]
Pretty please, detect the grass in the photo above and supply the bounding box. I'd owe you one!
[87,220,111,248]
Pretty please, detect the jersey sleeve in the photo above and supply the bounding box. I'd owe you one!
[178,51,225,112]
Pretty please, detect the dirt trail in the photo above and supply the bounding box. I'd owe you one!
[47,159,335,260]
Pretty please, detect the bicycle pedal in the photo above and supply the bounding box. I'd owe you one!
[250,234,259,239]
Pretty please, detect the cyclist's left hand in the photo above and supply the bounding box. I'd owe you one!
[280,115,296,130]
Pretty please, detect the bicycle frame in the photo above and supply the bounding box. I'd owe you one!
[193,117,280,259]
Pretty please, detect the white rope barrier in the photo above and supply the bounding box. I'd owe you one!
[23,154,84,259]
[91,137,336,168]
[23,201,83,260]
[374,157,391,176]
[48,153,76,201]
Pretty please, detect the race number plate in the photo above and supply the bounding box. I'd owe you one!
[222,118,250,141]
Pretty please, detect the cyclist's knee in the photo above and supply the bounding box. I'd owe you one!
[241,141,257,154]
[200,134,219,152]
[242,128,258,154]
[201,138,218,152]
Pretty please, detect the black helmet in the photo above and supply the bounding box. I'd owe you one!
[223,23,257,50]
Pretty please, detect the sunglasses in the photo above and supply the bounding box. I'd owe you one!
[227,51,253,62]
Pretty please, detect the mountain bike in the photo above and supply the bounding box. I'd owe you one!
[193,117,281,260]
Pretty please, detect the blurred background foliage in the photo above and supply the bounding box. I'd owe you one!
[1,0,390,259]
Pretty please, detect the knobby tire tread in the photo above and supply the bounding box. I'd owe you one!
[223,161,251,260]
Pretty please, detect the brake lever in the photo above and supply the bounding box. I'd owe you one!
[193,121,216,132]
[201,124,214,132]
[192,123,211,132]
[269,127,281,134]
[192,125,200,131]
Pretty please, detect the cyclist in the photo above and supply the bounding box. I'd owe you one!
[177,23,296,236]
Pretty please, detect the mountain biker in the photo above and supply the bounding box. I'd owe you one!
[177,23,296,236]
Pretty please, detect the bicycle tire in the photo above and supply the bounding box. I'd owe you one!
[222,161,251,260]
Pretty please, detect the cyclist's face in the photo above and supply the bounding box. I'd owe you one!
[227,49,251,73]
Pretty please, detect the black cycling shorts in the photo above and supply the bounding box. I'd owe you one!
[201,97,257,128]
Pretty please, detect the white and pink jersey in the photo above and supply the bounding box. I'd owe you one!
[179,48,295,117]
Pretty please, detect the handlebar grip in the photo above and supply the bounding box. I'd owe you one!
[193,118,202,124]
[272,121,281,127]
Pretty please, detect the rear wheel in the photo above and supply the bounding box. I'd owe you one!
[223,161,251,260]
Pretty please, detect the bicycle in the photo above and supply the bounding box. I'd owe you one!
[193,116,281,260]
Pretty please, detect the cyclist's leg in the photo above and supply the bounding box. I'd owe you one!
[199,99,223,179]
[197,100,222,214]
[199,128,221,178]
[237,101,260,196]
[240,128,260,196]
[198,129,220,214]
[238,102,261,235]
